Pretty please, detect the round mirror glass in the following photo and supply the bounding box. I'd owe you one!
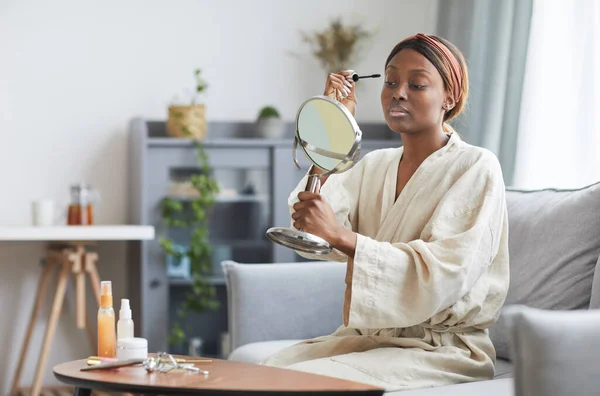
[296,96,359,172]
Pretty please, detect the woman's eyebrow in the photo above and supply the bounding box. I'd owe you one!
[385,65,431,75]
[410,68,431,75]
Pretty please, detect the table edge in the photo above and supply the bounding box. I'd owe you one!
[54,371,383,396]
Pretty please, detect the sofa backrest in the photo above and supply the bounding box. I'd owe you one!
[490,181,600,360]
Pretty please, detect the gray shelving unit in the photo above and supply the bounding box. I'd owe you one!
[127,118,398,356]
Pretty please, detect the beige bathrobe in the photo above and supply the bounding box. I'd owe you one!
[261,132,510,392]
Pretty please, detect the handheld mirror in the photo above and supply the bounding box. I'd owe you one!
[266,95,362,255]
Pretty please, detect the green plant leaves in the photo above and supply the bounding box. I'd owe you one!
[161,141,221,346]
[167,321,186,346]
[194,68,208,94]
[258,106,280,119]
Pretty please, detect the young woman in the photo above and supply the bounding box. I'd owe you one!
[261,33,510,392]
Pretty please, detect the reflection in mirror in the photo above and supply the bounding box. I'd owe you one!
[297,97,357,172]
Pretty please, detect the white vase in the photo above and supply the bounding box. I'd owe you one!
[256,117,284,139]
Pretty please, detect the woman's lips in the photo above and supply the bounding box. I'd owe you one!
[389,106,410,117]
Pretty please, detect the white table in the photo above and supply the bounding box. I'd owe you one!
[3,225,154,396]
[0,225,154,241]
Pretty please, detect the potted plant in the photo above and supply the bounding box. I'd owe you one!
[256,105,284,139]
[167,68,209,140]
[300,17,374,73]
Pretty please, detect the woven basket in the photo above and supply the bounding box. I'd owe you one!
[167,104,206,140]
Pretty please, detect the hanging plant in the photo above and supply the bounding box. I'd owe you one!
[161,69,220,346]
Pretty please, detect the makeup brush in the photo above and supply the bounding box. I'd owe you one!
[337,71,381,100]
[351,73,381,82]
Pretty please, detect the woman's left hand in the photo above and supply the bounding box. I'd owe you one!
[292,192,342,244]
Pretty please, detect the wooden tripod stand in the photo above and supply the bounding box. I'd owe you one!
[11,243,102,396]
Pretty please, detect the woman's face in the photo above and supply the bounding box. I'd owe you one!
[381,48,449,135]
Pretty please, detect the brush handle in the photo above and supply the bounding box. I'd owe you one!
[351,73,382,82]
[81,358,145,371]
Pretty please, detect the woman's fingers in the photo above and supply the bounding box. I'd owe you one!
[292,209,305,230]
[297,192,320,201]
[330,74,353,96]
[340,70,355,81]
[323,70,358,115]
[330,73,353,88]
[292,210,310,232]
[325,80,350,99]
[292,193,320,228]
[325,73,354,98]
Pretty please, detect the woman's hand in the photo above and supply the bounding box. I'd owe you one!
[292,191,358,257]
[292,192,342,244]
[324,70,357,116]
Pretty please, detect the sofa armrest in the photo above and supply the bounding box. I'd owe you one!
[221,260,346,351]
[590,256,600,309]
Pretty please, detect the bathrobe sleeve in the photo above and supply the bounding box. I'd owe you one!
[344,154,508,329]
[287,160,366,262]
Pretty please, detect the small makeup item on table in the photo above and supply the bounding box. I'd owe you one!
[145,352,209,375]
[117,298,134,340]
[83,353,210,375]
[86,355,212,366]
[97,281,116,358]
[116,337,148,361]
[81,358,145,371]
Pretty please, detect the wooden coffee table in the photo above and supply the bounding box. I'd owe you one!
[53,356,384,395]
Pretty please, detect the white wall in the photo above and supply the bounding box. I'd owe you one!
[0,0,438,391]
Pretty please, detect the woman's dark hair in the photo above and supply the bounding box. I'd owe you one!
[385,35,469,131]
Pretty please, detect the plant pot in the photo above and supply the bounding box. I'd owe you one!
[167,104,207,140]
[256,117,284,139]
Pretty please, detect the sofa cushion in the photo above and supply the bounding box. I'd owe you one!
[387,378,513,396]
[503,305,600,396]
[222,260,346,351]
[489,182,600,360]
[494,358,513,379]
[228,339,304,364]
[229,340,512,381]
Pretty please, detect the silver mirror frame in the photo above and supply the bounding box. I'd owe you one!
[266,95,363,255]
[292,95,362,176]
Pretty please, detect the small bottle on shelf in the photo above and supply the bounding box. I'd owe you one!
[98,281,116,357]
[117,298,134,339]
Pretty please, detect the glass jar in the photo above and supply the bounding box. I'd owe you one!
[67,183,98,225]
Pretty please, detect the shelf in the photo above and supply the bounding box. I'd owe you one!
[147,137,399,149]
[148,137,293,148]
[169,276,226,286]
[167,194,268,203]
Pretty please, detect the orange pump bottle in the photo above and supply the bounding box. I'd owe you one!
[98,281,116,357]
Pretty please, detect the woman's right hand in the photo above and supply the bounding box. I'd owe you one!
[324,70,357,116]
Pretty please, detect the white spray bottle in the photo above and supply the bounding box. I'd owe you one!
[117,298,134,339]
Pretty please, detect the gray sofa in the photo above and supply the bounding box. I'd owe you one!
[222,182,600,395]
